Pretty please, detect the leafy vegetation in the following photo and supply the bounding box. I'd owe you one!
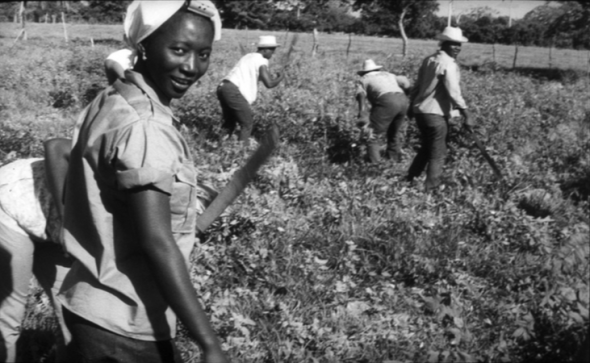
[0,25,588,363]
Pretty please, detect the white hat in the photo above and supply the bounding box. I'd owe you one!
[257,35,280,48]
[358,59,383,75]
[436,26,468,43]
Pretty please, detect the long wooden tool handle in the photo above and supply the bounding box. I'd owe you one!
[468,130,503,179]
[196,126,279,233]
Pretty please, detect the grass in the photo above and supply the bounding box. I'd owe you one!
[1,22,590,71]
[0,22,589,362]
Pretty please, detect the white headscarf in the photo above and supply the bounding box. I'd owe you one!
[124,0,222,51]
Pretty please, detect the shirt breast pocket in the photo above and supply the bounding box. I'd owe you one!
[170,162,197,233]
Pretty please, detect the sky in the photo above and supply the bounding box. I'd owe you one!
[436,1,557,20]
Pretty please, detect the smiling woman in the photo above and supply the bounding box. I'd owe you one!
[49,1,229,363]
[131,7,215,102]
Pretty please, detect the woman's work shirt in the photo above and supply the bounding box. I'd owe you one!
[58,70,198,341]
[411,50,467,117]
[356,71,408,104]
[224,52,269,104]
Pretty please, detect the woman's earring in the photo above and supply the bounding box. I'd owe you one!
[142,52,147,61]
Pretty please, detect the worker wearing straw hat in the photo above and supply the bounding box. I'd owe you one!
[356,59,411,164]
[406,26,474,191]
[217,35,285,147]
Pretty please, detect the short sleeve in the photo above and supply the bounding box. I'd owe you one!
[258,55,269,68]
[255,54,269,74]
[107,120,184,194]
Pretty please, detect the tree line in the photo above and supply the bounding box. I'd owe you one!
[1,0,588,50]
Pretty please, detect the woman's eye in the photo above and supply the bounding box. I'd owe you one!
[173,48,186,55]
[199,52,211,61]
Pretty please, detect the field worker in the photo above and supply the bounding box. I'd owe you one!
[355,59,410,164]
[0,148,72,362]
[217,35,285,147]
[406,26,474,191]
[54,1,229,362]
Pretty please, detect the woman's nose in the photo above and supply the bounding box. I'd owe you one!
[180,54,196,73]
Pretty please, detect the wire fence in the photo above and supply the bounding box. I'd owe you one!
[2,22,589,75]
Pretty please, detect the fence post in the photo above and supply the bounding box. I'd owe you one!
[19,1,26,41]
[492,43,496,63]
[512,43,519,70]
[244,26,249,50]
[549,37,554,69]
[61,12,68,43]
[346,33,352,59]
[312,28,319,58]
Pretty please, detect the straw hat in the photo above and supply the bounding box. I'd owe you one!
[436,26,468,43]
[256,35,280,48]
[357,59,383,75]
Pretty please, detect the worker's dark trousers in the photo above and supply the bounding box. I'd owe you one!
[367,92,408,163]
[407,113,449,190]
[217,80,254,146]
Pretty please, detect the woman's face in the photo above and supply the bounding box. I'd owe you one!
[142,11,214,102]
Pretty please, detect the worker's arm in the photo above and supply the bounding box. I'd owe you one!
[259,65,284,89]
[356,92,366,119]
[128,187,228,363]
[104,59,127,85]
[44,138,72,219]
[443,63,472,128]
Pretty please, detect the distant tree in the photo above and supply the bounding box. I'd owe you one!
[78,0,129,24]
[405,11,443,39]
[215,0,277,29]
[318,0,357,33]
[547,1,590,49]
[353,0,439,57]
[462,6,499,21]
[263,0,355,33]
[454,6,502,43]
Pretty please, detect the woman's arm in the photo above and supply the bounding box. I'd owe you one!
[104,59,127,85]
[128,187,228,363]
[44,138,72,219]
[259,65,284,89]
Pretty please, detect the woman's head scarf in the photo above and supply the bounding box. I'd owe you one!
[124,0,222,51]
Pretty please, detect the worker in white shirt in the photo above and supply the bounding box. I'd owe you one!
[217,35,284,147]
